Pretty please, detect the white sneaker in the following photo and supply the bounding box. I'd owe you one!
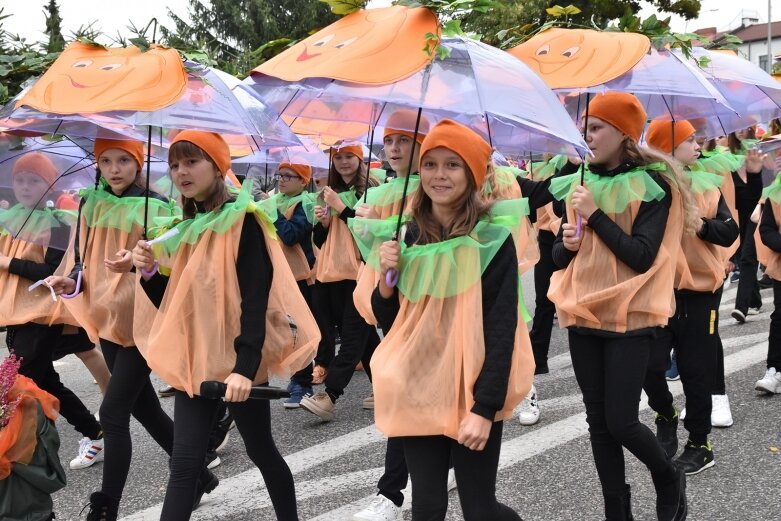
[362,392,375,410]
[518,385,540,426]
[711,394,734,428]
[755,367,781,394]
[447,468,457,491]
[352,495,401,521]
[69,437,105,469]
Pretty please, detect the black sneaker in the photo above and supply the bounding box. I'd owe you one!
[157,385,175,397]
[193,469,219,510]
[654,466,687,521]
[207,402,233,454]
[758,274,773,289]
[654,409,679,458]
[83,491,119,521]
[730,309,746,324]
[675,440,715,475]
[205,449,221,470]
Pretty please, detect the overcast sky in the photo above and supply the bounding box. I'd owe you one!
[1,0,776,46]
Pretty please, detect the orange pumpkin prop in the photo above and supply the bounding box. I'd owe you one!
[509,28,650,89]
[19,42,187,114]
[254,6,439,84]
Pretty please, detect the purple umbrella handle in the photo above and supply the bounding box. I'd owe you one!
[323,205,330,215]
[385,269,399,288]
[140,261,159,278]
[575,215,583,238]
[61,271,83,300]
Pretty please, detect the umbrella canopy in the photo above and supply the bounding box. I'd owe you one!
[510,28,737,127]
[247,35,589,157]
[675,48,781,137]
[1,42,301,150]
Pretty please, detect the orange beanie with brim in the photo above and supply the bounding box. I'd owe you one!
[332,142,363,161]
[279,162,312,184]
[12,152,58,186]
[419,119,492,189]
[646,119,696,154]
[94,138,145,169]
[585,92,647,143]
[383,109,430,144]
[171,130,231,177]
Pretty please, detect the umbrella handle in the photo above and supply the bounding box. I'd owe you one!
[140,261,159,278]
[61,271,83,300]
[386,269,399,288]
[575,215,583,238]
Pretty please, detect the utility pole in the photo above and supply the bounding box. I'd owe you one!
[769,0,774,73]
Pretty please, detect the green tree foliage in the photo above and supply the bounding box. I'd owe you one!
[43,0,65,53]
[161,0,349,75]
[461,0,701,46]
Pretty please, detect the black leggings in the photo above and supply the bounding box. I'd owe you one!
[11,323,101,440]
[402,422,520,521]
[569,329,675,497]
[768,280,781,370]
[160,392,298,521]
[316,280,380,401]
[644,291,721,439]
[99,339,174,501]
[529,230,557,374]
[734,216,762,314]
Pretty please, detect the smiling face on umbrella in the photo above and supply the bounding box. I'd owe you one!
[254,6,438,83]
[510,28,650,89]
[583,117,626,169]
[19,42,187,114]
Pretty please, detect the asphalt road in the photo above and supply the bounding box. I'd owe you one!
[3,275,779,521]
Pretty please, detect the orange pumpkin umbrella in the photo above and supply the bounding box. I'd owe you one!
[509,28,649,89]
[255,5,439,84]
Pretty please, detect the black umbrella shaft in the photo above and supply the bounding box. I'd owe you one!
[394,107,423,240]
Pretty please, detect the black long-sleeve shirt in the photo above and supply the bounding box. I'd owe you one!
[371,224,518,421]
[69,184,167,280]
[696,194,739,247]
[275,202,315,267]
[552,163,673,274]
[732,169,764,218]
[7,220,71,282]
[141,212,273,380]
[760,202,781,253]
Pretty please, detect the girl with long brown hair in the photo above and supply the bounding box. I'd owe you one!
[369,119,530,521]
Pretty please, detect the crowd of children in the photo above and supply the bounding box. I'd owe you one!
[2,92,781,521]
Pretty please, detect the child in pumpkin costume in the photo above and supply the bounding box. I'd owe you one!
[548,93,690,521]
[726,127,771,324]
[642,119,739,476]
[300,141,381,421]
[366,120,531,521]
[132,131,319,520]
[756,172,781,394]
[45,139,209,520]
[262,160,318,407]
[0,152,104,471]
[352,111,431,520]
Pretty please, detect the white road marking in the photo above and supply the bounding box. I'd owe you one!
[122,337,770,521]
